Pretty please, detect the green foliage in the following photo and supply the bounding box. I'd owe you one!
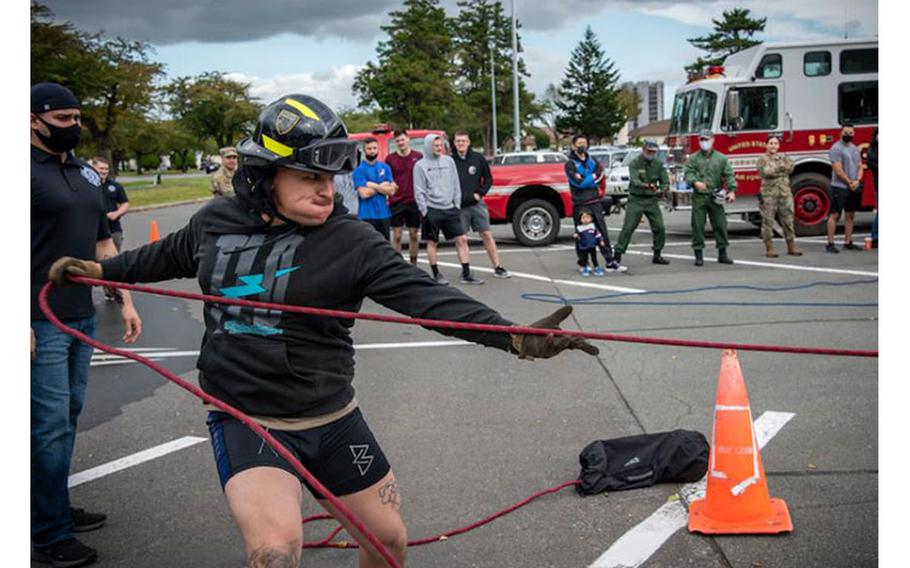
[353,0,457,131]
[337,107,385,134]
[685,8,766,73]
[124,176,212,208]
[165,72,261,149]
[31,2,165,166]
[555,27,627,143]
[618,86,641,125]
[451,0,538,154]
[528,127,550,149]
[159,120,200,171]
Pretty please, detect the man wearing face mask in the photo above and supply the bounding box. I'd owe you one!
[565,135,624,272]
[612,141,670,266]
[684,130,737,266]
[31,82,142,567]
[826,124,864,252]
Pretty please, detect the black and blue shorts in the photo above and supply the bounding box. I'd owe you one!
[206,407,391,498]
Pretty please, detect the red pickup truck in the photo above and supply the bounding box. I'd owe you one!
[349,126,597,246]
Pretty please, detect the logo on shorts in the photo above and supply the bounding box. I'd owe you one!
[350,444,374,476]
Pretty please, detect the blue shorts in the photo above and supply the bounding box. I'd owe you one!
[206,407,391,498]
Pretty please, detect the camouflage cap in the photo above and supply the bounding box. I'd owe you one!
[219,146,239,158]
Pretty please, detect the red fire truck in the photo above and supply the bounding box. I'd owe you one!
[349,125,599,246]
[667,38,878,235]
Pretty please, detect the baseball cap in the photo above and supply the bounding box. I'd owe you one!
[643,141,659,151]
[219,146,239,158]
[698,129,713,140]
[31,82,80,114]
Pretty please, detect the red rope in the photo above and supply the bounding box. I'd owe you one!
[69,276,878,358]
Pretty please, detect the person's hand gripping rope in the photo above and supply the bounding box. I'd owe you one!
[511,305,599,360]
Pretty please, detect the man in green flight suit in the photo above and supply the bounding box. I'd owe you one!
[613,141,670,266]
[684,130,737,266]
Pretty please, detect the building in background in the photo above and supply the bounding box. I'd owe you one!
[622,80,665,133]
[628,119,671,145]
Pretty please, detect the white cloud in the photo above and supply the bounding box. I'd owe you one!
[226,65,364,110]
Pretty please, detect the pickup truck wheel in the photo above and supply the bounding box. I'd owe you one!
[791,172,831,236]
[512,199,559,246]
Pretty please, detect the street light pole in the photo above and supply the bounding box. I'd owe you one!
[490,29,498,156]
[511,0,520,152]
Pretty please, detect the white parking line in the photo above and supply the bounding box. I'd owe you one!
[426,260,647,294]
[620,250,877,277]
[68,436,208,488]
[588,411,795,568]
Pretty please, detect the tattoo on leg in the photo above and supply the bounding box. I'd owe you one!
[246,545,300,568]
[379,478,401,510]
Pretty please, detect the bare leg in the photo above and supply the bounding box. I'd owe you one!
[407,228,420,262]
[454,235,471,265]
[426,240,438,266]
[391,227,403,254]
[826,213,839,243]
[224,467,303,568]
[844,211,855,243]
[480,230,501,268]
[318,471,407,568]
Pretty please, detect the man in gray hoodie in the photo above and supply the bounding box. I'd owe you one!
[414,133,484,285]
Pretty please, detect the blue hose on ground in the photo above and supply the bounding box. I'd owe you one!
[521,278,879,308]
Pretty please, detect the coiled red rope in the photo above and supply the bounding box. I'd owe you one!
[67,276,878,358]
[39,276,878,566]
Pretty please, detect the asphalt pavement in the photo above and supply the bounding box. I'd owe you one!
[49,200,877,567]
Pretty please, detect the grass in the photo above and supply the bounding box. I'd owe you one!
[122,176,212,208]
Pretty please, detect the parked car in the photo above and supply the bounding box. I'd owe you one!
[491,151,567,165]
[588,146,631,171]
[605,146,670,194]
[200,159,220,174]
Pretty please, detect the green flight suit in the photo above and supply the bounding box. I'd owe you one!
[684,150,737,250]
[615,154,669,254]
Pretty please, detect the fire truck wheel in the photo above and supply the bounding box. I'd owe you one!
[512,198,560,247]
[790,172,831,236]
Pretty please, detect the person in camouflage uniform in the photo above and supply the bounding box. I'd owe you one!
[684,130,737,266]
[613,141,670,266]
[210,146,238,197]
[757,134,802,257]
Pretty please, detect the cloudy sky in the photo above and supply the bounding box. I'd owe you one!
[44,0,878,117]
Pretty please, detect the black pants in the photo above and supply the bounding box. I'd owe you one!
[576,247,600,268]
[573,201,613,259]
[364,218,391,240]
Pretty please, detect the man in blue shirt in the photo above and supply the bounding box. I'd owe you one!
[353,137,396,239]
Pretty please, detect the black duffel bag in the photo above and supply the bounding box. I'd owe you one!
[577,429,709,495]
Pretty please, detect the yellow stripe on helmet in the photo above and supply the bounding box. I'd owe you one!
[284,98,320,121]
[261,134,294,157]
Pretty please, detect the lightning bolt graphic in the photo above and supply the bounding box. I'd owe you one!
[220,266,301,298]
[349,444,374,476]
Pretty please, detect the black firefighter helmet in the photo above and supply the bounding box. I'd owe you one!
[235,95,358,218]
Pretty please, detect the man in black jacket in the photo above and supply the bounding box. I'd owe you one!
[452,132,511,278]
[50,94,598,568]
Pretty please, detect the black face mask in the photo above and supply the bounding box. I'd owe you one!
[576,146,588,154]
[842,134,854,144]
[35,115,82,153]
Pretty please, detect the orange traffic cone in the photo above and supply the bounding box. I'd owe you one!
[148,220,160,243]
[688,350,792,534]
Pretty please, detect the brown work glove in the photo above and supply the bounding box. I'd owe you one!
[510,305,600,360]
[48,257,103,287]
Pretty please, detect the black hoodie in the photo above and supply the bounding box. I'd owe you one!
[453,149,493,207]
[100,176,515,419]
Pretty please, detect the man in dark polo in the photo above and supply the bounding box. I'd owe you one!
[31,82,143,566]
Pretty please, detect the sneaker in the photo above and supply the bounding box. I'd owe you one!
[843,242,861,250]
[825,243,839,254]
[460,274,485,285]
[605,259,628,273]
[593,267,606,277]
[72,508,106,533]
[493,266,512,279]
[433,273,450,285]
[580,266,592,277]
[32,538,97,567]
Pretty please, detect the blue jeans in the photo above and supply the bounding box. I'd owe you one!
[31,317,95,546]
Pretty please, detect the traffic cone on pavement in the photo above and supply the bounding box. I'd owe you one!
[688,350,792,535]
[149,220,160,243]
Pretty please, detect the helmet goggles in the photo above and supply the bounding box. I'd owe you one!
[279,139,358,174]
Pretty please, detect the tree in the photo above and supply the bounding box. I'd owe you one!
[337,107,384,134]
[113,113,164,175]
[31,3,164,167]
[452,0,538,155]
[618,86,642,126]
[166,72,261,149]
[685,8,766,74]
[159,120,201,172]
[555,26,627,143]
[353,0,457,130]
